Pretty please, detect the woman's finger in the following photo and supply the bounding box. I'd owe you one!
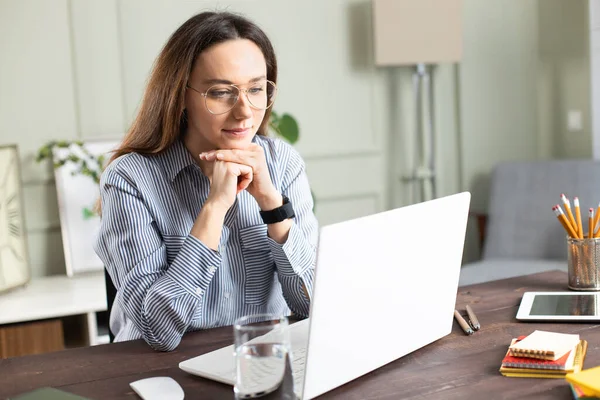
[201,150,256,166]
[230,162,253,193]
[199,152,217,161]
[237,175,252,193]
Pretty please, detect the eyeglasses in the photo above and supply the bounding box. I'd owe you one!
[186,80,277,115]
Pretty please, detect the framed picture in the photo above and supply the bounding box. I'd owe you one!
[53,139,120,277]
[0,145,30,293]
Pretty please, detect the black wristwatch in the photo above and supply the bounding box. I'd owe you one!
[260,195,295,224]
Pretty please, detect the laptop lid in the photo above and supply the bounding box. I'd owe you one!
[302,192,470,399]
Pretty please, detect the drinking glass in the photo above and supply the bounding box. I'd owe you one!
[233,314,297,399]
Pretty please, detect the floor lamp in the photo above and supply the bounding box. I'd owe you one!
[372,0,463,203]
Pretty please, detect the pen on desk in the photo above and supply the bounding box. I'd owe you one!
[465,304,481,331]
[454,310,473,335]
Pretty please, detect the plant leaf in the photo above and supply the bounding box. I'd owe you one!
[277,114,299,144]
[82,207,96,220]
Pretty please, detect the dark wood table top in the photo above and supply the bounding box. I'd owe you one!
[1,270,599,400]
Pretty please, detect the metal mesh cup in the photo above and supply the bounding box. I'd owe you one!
[567,237,600,291]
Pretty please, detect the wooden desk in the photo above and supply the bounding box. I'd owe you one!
[1,270,599,399]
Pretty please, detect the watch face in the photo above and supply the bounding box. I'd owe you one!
[0,146,29,292]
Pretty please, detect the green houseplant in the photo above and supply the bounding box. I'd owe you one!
[268,111,299,145]
[37,111,303,219]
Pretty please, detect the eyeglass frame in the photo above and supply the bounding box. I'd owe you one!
[185,79,278,115]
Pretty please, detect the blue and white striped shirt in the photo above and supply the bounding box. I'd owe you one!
[94,135,318,351]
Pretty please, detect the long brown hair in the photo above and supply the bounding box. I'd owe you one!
[109,11,278,164]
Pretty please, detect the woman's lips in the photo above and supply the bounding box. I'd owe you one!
[222,127,251,136]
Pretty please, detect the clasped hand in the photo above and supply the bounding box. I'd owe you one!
[200,143,280,212]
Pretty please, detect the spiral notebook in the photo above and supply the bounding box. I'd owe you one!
[501,337,576,371]
[508,330,581,361]
[500,339,587,378]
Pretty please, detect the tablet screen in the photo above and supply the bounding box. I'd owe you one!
[530,294,600,316]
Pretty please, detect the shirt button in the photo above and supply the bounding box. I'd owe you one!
[209,266,217,273]
[224,292,231,299]
[195,288,204,296]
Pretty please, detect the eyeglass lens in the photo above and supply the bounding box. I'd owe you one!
[205,81,276,114]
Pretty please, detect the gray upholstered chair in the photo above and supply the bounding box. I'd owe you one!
[459,159,600,286]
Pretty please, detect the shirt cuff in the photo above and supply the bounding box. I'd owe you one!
[268,222,313,277]
[165,235,222,298]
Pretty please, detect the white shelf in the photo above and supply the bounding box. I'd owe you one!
[0,271,107,325]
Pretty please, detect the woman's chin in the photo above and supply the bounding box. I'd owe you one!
[219,132,255,149]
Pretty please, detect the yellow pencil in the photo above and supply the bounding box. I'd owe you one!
[574,197,583,238]
[589,208,594,239]
[562,194,580,238]
[592,201,600,235]
[553,205,578,238]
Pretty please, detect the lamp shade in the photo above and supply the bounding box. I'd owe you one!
[372,0,463,66]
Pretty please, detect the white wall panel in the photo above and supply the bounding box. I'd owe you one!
[306,154,384,201]
[70,0,127,138]
[316,195,379,227]
[0,0,78,182]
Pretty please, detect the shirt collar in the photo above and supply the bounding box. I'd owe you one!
[162,138,198,181]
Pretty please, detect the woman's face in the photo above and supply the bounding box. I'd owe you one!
[185,39,268,151]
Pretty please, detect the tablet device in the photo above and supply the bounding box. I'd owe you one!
[516,292,600,321]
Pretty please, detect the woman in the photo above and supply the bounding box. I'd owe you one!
[94,11,318,351]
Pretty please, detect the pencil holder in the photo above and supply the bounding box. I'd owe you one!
[567,237,600,291]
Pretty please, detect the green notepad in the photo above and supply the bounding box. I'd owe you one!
[9,387,91,400]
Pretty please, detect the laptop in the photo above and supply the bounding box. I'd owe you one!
[179,192,471,399]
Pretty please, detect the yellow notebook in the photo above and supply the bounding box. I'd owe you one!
[565,366,600,397]
[500,340,587,379]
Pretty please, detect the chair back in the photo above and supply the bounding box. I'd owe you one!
[104,267,117,343]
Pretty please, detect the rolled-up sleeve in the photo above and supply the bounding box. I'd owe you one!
[94,162,219,351]
[268,146,318,317]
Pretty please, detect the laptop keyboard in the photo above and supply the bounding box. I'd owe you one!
[241,345,307,395]
[225,344,308,398]
[290,345,307,391]
[180,319,311,398]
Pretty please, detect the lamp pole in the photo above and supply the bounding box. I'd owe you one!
[404,63,436,203]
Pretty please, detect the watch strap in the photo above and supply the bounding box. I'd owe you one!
[260,195,295,224]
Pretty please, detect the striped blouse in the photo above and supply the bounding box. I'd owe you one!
[93,135,318,351]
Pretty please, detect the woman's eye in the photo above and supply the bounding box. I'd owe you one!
[208,89,234,98]
[248,87,264,95]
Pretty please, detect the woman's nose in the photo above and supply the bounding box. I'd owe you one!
[232,92,253,119]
